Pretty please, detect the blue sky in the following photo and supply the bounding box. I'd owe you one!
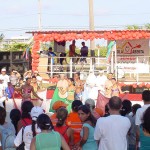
[0,0,150,38]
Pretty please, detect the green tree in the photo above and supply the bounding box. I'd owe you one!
[145,23,150,29]
[126,25,141,30]
[0,34,4,42]
[2,42,30,51]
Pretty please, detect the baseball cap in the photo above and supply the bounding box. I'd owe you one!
[52,101,68,110]
[85,99,95,107]
[1,68,6,72]
[30,106,44,121]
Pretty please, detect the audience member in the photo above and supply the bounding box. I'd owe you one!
[128,104,141,150]
[0,106,16,150]
[103,103,110,117]
[78,105,97,150]
[10,109,21,135]
[138,106,150,150]
[50,101,68,126]
[120,99,132,116]
[17,101,34,132]
[85,98,103,119]
[0,68,10,87]
[135,90,150,149]
[30,114,70,150]
[9,70,20,87]
[14,106,44,150]
[94,96,131,150]
[54,108,74,148]
[66,100,83,145]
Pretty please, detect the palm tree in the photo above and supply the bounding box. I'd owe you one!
[145,23,150,29]
[126,25,141,30]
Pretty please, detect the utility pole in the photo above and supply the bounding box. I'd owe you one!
[89,0,95,51]
[38,0,42,30]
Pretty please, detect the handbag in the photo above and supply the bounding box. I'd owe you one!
[16,127,25,150]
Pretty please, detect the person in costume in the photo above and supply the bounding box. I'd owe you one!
[66,78,76,113]
[49,74,68,112]
[74,72,83,101]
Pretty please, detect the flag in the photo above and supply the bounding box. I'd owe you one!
[96,92,110,113]
[106,41,116,62]
[23,47,30,60]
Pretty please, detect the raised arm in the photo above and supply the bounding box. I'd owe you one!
[31,86,43,101]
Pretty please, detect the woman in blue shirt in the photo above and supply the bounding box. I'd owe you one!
[78,105,98,150]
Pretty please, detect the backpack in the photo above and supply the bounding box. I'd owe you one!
[0,125,16,150]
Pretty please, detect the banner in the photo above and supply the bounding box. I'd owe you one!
[116,39,149,73]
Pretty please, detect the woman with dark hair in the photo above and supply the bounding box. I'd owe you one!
[128,104,141,150]
[10,109,21,135]
[17,101,34,132]
[120,99,132,116]
[54,108,74,148]
[14,106,44,150]
[0,106,16,150]
[66,100,83,145]
[78,105,97,150]
[137,106,150,150]
[30,114,70,150]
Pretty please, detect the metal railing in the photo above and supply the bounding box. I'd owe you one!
[38,56,110,78]
[38,55,150,83]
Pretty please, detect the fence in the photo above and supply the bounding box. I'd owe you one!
[38,56,110,78]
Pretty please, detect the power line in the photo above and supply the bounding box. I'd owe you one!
[0,12,150,20]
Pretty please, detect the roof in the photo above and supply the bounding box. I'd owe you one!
[26,29,150,34]
[26,30,150,41]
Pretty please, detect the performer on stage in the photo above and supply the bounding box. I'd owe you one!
[82,70,98,103]
[111,78,124,97]
[74,72,83,101]
[95,71,107,96]
[96,73,113,113]
[49,74,69,112]
[15,78,43,102]
[104,73,113,98]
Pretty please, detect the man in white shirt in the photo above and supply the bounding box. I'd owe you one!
[94,96,131,150]
[135,90,150,148]
[0,68,10,87]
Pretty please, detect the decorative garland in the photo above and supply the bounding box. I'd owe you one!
[31,30,150,71]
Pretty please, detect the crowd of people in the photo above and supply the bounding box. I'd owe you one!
[0,67,149,150]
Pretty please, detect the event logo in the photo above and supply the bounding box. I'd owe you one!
[117,41,143,54]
